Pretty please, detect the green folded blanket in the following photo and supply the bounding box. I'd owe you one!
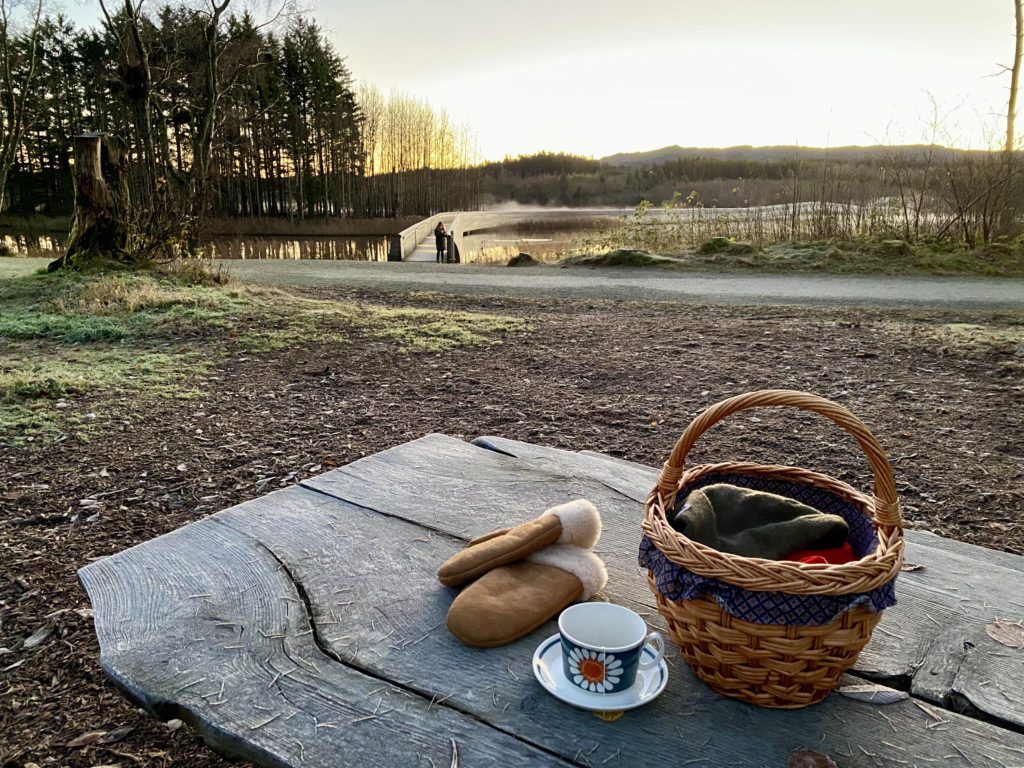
[669,483,849,560]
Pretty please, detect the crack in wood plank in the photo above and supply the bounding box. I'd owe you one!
[80,438,1024,766]
[209,516,582,766]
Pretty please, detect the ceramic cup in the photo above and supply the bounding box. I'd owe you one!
[558,603,665,694]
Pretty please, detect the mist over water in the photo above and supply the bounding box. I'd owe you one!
[481,202,630,213]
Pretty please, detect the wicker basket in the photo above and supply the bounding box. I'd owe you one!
[641,390,904,709]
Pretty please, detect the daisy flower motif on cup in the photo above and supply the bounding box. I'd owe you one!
[568,648,623,692]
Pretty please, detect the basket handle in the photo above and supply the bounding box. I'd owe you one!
[656,390,903,531]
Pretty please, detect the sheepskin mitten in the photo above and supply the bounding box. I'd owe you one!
[670,483,849,560]
[437,499,601,587]
[446,546,608,648]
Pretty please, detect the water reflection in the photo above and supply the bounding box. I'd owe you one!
[1,233,66,258]
[464,231,589,265]
[3,229,586,264]
[0,233,392,262]
[206,236,390,261]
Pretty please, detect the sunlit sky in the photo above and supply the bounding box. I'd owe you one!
[66,0,1015,160]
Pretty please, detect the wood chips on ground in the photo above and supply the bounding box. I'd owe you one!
[1,289,1022,766]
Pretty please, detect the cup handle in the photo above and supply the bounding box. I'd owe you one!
[638,631,665,669]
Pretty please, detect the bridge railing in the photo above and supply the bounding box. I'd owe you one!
[393,208,634,262]
[389,212,459,261]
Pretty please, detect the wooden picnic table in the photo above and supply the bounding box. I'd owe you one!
[79,434,1024,768]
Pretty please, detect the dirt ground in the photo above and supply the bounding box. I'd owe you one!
[2,289,1022,767]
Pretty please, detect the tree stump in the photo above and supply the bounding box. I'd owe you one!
[48,132,131,271]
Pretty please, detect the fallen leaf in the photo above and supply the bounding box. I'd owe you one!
[100,725,135,744]
[2,659,25,672]
[164,718,183,731]
[986,620,1024,649]
[837,684,909,704]
[66,730,107,748]
[788,750,838,768]
[23,625,53,649]
[900,562,925,572]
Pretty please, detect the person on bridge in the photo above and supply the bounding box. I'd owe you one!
[434,221,447,263]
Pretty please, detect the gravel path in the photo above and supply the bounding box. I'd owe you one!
[5,257,1024,309]
[220,260,1024,309]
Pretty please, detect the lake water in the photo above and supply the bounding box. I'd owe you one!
[461,220,614,264]
[206,236,390,261]
[1,227,596,264]
[1,233,66,259]
[1,233,392,261]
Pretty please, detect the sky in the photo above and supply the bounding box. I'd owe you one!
[65,0,1017,161]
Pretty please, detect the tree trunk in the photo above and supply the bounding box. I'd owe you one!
[1009,0,1023,153]
[48,133,131,271]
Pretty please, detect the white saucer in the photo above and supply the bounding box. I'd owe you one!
[531,634,668,711]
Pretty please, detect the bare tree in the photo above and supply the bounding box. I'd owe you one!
[0,0,42,213]
[1008,0,1023,152]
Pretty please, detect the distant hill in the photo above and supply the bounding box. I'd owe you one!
[600,144,975,167]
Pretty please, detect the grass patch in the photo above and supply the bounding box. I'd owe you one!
[0,263,525,442]
[708,239,1024,276]
[881,315,1024,379]
[506,252,541,267]
[696,237,757,256]
[929,321,1024,350]
[559,249,686,269]
[0,345,209,441]
[574,237,1024,276]
[0,347,210,402]
[363,306,523,352]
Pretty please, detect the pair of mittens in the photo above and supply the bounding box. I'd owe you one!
[438,500,608,648]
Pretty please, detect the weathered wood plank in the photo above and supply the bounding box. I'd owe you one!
[310,433,1024,731]
[860,545,1024,728]
[904,528,1024,573]
[471,435,656,504]
[211,479,1024,768]
[78,487,564,768]
[302,434,658,623]
[82,434,1024,768]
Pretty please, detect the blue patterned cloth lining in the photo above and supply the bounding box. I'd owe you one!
[639,472,897,626]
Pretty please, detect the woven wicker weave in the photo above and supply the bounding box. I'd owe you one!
[641,390,904,708]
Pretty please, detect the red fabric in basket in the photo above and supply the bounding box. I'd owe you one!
[785,540,857,565]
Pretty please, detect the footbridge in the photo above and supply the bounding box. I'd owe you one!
[388,203,866,263]
[388,209,631,262]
